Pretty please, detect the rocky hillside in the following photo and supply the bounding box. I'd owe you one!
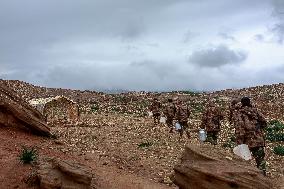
[1,79,284,188]
[1,79,284,120]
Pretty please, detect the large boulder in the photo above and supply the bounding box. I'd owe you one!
[0,82,50,136]
[171,144,273,189]
[37,158,95,189]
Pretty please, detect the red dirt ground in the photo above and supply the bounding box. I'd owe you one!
[0,125,174,189]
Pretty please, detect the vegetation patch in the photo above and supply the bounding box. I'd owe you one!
[273,145,284,156]
[19,146,38,164]
[138,141,153,148]
[265,120,284,142]
[91,103,99,112]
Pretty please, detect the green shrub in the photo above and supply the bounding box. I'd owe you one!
[273,145,284,156]
[265,120,284,142]
[138,141,153,148]
[267,120,284,132]
[266,132,284,142]
[91,104,99,112]
[19,146,38,164]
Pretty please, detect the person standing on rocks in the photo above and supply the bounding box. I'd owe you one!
[200,101,224,145]
[149,98,162,125]
[175,99,191,139]
[163,98,176,133]
[234,97,267,175]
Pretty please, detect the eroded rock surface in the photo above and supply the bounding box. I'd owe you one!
[172,144,273,189]
[0,82,50,136]
[37,158,95,189]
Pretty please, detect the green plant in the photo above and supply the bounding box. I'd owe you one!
[266,120,284,132]
[19,146,38,164]
[189,102,204,114]
[266,132,284,142]
[138,141,153,148]
[273,145,284,156]
[265,120,284,142]
[91,104,99,112]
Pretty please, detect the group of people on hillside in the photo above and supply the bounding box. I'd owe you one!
[149,96,267,175]
[149,98,191,139]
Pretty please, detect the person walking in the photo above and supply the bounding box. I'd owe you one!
[163,98,176,133]
[149,98,162,125]
[234,97,267,175]
[201,101,224,145]
[175,99,191,139]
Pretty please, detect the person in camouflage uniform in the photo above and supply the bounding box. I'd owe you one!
[234,97,267,175]
[201,101,224,145]
[175,99,191,139]
[149,98,162,125]
[163,98,176,133]
[228,99,240,125]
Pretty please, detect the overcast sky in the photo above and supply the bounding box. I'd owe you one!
[1,0,284,91]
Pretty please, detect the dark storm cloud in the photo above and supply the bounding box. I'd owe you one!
[188,45,248,68]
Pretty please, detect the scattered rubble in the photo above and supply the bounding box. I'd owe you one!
[29,96,79,125]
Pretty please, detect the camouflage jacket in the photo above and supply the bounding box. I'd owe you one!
[175,104,190,122]
[228,102,241,124]
[201,106,224,132]
[163,102,176,118]
[234,106,267,148]
[150,101,162,114]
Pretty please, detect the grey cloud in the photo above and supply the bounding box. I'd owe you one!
[270,0,284,43]
[188,45,248,68]
[218,32,235,41]
[254,34,265,42]
[1,0,283,92]
[183,30,199,43]
[130,60,177,80]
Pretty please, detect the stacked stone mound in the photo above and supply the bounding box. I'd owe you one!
[36,158,95,189]
[0,82,50,136]
[172,144,273,189]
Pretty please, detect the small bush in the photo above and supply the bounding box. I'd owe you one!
[138,141,153,148]
[267,120,284,132]
[265,120,284,142]
[273,145,284,156]
[91,104,99,112]
[266,132,284,142]
[19,146,38,164]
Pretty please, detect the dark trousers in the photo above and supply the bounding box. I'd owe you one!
[206,131,219,145]
[179,121,190,139]
[250,146,266,175]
